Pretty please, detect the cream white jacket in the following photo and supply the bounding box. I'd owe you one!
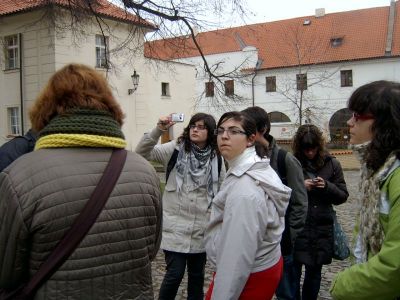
[204,147,291,300]
[135,127,225,253]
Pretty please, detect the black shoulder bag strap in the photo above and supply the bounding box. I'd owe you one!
[8,148,127,299]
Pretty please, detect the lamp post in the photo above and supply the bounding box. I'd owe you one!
[128,70,139,95]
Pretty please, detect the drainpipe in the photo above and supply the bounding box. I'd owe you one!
[251,70,257,107]
[251,59,262,107]
[385,0,396,56]
[19,33,24,135]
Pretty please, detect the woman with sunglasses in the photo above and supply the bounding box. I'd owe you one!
[292,124,349,300]
[136,113,225,300]
[330,81,400,300]
[204,111,291,300]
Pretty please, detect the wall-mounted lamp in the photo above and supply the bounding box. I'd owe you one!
[128,70,140,95]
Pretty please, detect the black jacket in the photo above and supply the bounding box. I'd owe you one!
[294,155,349,266]
[266,135,308,255]
[0,129,37,172]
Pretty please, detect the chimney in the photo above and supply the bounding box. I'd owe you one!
[315,8,325,18]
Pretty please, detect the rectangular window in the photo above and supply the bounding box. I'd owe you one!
[266,76,276,92]
[7,107,20,135]
[205,81,214,97]
[340,70,353,87]
[224,80,234,96]
[4,34,19,70]
[296,73,307,91]
[95,34,108,68]
[161,82,170,96]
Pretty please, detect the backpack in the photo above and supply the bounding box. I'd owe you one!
[165,149,222,182]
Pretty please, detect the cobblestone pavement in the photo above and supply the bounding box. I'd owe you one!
[151,170,360,300]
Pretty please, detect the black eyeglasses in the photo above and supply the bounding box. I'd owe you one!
[214,127,247,137]
[189,124,207,130]
[352,112,374,122]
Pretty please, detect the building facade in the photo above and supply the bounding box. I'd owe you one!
[0,1,196,149]
[146,1,400,142]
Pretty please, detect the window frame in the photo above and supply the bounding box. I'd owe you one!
[224,79,234,96]
[268,111,291,123]
[340,70,353,87]
[266,76,276,92]
[205,81,214,97]
[95,34,109,69]
[4,34,19,70]
[7,106,20,136]
[161,82,170,97]
[296,73,308,91]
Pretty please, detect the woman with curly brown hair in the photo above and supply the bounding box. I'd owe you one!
[0,63,162,299]
[292,124,348,300]
[136,113,225,300]
[330,81,400,300]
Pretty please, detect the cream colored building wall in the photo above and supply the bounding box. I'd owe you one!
[130,59,196,150]
[0,8,197,148]
[0,11,55,144]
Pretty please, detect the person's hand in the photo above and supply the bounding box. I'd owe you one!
[304,179,315,191]
[157,115,175,131]
[313,176,326,189]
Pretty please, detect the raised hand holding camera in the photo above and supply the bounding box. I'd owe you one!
[157,115,174,131]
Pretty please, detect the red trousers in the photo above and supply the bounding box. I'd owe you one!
[205,256,283,300]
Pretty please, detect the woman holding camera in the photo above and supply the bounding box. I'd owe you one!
[292,124,349,300]
[136,113,225,300]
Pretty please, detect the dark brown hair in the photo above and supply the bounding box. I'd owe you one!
[217,111,267,158]
[348,80,400,172]
[292,124,326,170]
[30,63,124,131]
[177,113,218,152]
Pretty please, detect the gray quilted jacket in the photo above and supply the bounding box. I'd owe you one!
[0,148,162,300]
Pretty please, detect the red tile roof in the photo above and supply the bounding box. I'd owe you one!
[145,2,400,70]
[0,0,154,28]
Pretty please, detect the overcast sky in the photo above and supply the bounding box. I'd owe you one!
[222,0,393,26]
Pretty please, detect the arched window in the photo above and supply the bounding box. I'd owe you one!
[329,108,352,143]
[268,111,291,123]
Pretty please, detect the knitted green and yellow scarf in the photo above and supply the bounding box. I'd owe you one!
[35,109,126,150]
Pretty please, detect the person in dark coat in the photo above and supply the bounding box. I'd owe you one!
[0,129,37,172]
[292,124,349,300]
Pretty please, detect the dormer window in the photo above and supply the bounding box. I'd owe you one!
[303,19,311,26]
[331,37,344,47]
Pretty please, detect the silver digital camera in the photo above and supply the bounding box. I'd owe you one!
[171,113,185,122]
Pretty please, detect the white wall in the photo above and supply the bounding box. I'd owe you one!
[0,8,197,149]
[254,57,400,138]
[0,10,55,144]
[175,47,258,120]
[172,43,400,139]
[127,59,196,150]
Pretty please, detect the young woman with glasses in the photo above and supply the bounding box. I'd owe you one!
[330,81,400,300]
[135,113,225,300]
[204,111,291,300]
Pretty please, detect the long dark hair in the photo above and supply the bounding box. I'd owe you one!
[293,124,326,170]
[177,113,217,152]
[348,80,400,172]
[217,111,267,158]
